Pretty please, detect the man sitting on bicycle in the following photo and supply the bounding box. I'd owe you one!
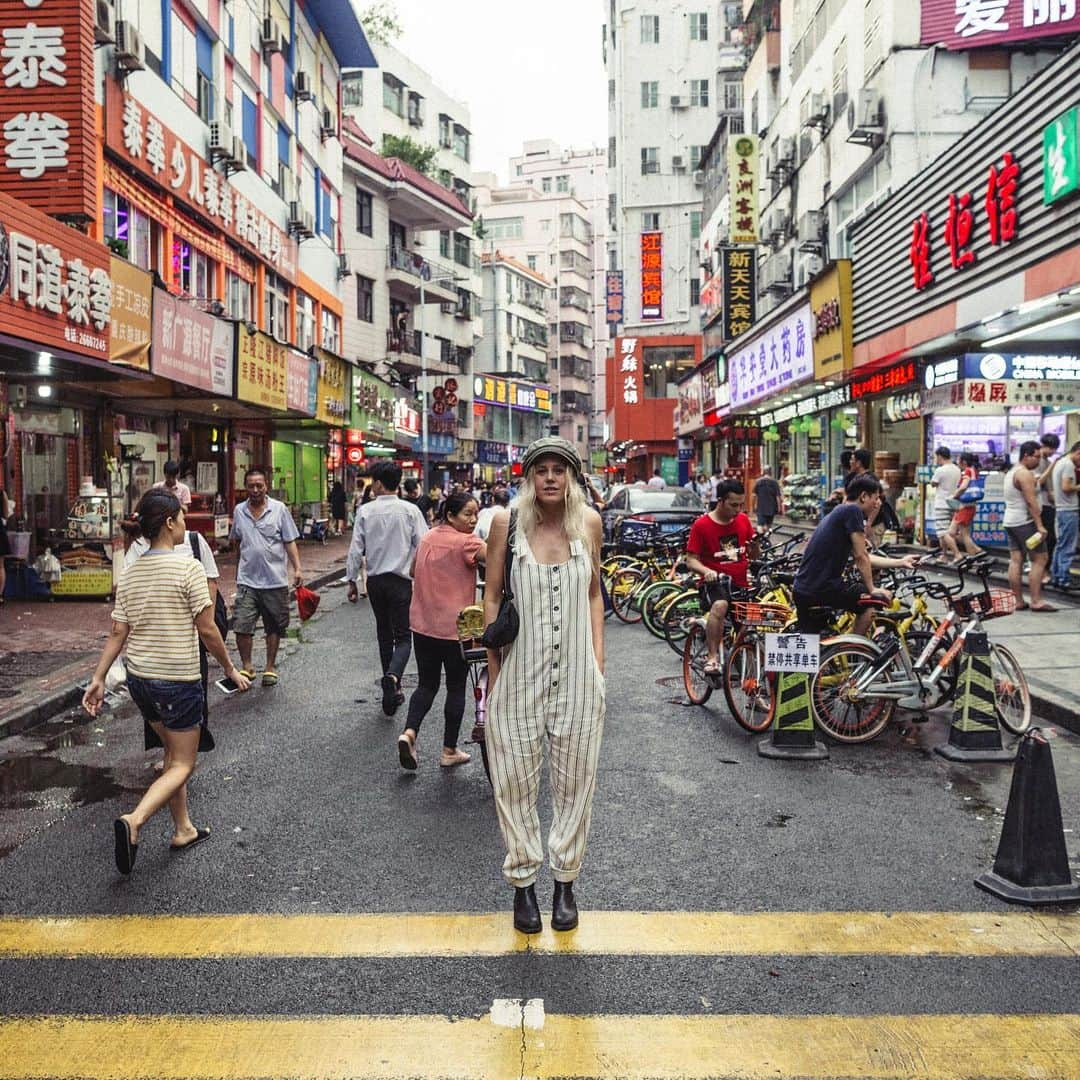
[684,479,757,676]
[793,475,918,637]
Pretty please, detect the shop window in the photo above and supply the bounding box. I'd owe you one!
[322,309,341,353]
[296,290,315,351]
[356,274,374,322]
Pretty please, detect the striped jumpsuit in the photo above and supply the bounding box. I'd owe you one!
[487,530,606,888]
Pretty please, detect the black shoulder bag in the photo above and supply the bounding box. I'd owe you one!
[480,509,520,648]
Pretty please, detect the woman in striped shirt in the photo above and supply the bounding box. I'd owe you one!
[484,437,606,935]
[83,490,250,875]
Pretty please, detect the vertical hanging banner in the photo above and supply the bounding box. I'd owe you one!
[640,231,663,321]
[0,0,97,221]
[728,135,759,246]
[605,270,624,327]
[721,246,757,341]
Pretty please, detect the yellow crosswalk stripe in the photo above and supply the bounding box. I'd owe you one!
[0,910,1076,958]
[0,1013,1077,1078]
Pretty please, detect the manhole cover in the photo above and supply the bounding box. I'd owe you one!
[655,676,684,689]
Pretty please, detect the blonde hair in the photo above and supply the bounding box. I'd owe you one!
[513,462,595,554]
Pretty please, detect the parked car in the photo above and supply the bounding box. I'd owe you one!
[601,485,704,547]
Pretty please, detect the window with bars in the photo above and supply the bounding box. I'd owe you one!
[722,79,743,112]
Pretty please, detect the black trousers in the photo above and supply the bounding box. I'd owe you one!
[367,573,413,680]
[405,631,469,748]
[1041,505,1057,560]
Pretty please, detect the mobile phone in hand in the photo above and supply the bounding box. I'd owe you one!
[215,676,241,695]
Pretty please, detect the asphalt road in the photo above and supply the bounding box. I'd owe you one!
[0,581,1077,1076]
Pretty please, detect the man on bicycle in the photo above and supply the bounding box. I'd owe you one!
[684,479,757,676]
[793,474,917,637]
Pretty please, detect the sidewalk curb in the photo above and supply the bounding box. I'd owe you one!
[0,565,346,742]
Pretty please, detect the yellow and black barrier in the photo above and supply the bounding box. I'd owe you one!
[758,670,828,761]
[934,630,1016,764]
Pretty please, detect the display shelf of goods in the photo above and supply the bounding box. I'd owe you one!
[782,473,825,523]
[50,541,115,598]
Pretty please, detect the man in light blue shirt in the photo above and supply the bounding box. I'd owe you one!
[229,467,302,687]
[347,460,427,715]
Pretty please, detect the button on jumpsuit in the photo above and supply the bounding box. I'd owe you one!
[486,532,606,887]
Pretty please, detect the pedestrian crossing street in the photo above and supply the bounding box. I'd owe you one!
[1,910,1078,1078]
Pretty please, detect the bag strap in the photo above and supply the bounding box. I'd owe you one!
[188,530,201,559]
[502,509,517,602]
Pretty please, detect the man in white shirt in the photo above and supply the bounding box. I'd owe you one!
[346,461,428,715]
[154,460,192,510]
[930,446,961,558]
[475,487,510,542]
[647,469,666,489]
[1050,440,1080,591]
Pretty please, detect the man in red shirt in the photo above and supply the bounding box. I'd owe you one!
[684,479,758,674]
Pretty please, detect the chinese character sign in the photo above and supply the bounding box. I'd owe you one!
[676,372,703,435]
[0,0,97,220]
[721,246,757,341]
[605,270,624,326]
[104,80,297,281]
[236,329,287,409]
[314,348,350,425]
[727,134,759,246]
[470,373,552,413]
[616,337,642,407]
[920,0,1080,49]
[108,256,151,370]
[286,350,317,416]
[728,304,813,409]
[640,231,663,320]
[810,260,853,380]
[151,288,233,395]
[1043,107,1079,206]
[764,633,820,673]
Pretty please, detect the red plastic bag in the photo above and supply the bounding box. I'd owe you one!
[295,585,321,622]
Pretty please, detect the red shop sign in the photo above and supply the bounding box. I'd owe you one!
[850,360,917,400]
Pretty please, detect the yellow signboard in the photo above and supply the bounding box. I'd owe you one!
[237,330,288,410]
[314,349,350,425]
[51,569,114,596]
[109,257,152,370]
[728,135,759,246]
[809,260,854,381]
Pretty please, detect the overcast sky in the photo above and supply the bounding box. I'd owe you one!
[382,0,608,183]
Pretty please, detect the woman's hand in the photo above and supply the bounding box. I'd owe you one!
[225,665,251,692]
[82,678,105,717]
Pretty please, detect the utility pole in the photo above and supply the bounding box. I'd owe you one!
[418,276,429,488]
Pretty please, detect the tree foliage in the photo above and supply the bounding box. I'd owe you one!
[360,1,402,45]
[382,134,438,176]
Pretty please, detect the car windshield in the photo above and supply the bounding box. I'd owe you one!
[627,489,703,512]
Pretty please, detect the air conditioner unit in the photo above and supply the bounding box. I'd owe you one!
[208,121,233,159]
[765,143,778,179]
[670,95,687,109]
[299,210,315,237]
[693,169,705,186]
[643,161,660,174]
[229,136,247,170]
[847,89,884,147]
[802,252,824,279]
[260,18,282,53]
[320,107,336,138]
[768,209,791,241]
[94,0,115,44]
[114,21,145,71]
[777,137,795,168]
[671,154,686,171]
[803,92,829,129]
[761,252,792,291]
[295,71,314,102]
[797,210,824,251]
[337,253,350,279]
[288,201,305,231]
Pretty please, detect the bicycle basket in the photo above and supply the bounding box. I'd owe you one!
[731,601,793,630]
[977,588,1017,620]
[456,604,487,642]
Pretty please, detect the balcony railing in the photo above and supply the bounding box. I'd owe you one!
[386,329,422,356]
[387,247,458,287]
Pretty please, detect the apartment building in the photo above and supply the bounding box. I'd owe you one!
[341,43,481,444]
[473,179,597,462]
[604,2,719,336]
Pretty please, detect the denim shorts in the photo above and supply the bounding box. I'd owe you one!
[127,674,204,731]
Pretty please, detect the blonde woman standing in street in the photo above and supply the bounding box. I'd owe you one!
[483,437,605,934]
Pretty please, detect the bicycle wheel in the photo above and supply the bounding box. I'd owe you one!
[610,568,645,623]
[682,621,713,705]
[661,591,704,654]
[641,581,685,639]
[722,632,775,733]
[989,643,1031,736]
[904,629,958,712]
[811,639,896,743]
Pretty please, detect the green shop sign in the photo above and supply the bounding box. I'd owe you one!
[1043,107,1079,206]
[352,370,396,438]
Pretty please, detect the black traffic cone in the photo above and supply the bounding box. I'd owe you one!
[758,670,828,761]
[975,729,1080,905]
[934,630,1016,763]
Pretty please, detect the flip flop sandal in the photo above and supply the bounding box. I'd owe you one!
[261,671,279,687]
[170,827,211,852]
[397,733,418,771]
[113,818,137,875]
[237,669,256,680]
[1031,604,1059,612]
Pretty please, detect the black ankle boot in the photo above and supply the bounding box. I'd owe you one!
[552,880,578,931]
[513,885,541,934]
